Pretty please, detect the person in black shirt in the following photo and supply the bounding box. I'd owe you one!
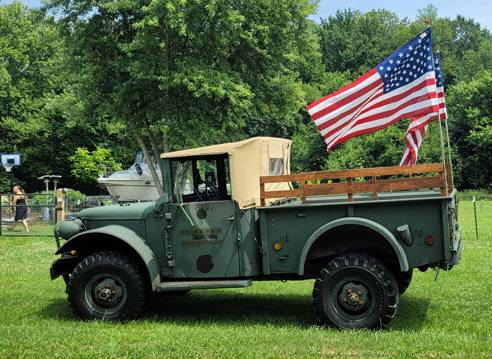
[11,185,29,232]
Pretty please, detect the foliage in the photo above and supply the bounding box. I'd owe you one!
[0,2,135,194]
[64,188,87,203]
[318,9,412,77]
[447,72,492,189]
[0,3,62,191]
[69,147,122,184]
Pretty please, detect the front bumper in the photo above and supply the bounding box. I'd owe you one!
[50,255,81,280]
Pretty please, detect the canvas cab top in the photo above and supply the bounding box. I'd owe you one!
[161,137,292,208]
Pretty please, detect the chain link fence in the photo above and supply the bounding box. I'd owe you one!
[0,193,58,236]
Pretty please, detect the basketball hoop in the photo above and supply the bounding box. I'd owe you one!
[1,154,20,173]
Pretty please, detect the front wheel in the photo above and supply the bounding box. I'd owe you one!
[67,251,148,321]
[313,254,399,329]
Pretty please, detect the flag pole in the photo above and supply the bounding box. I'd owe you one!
[437,109,449,195]
[436,47,454,192]
[443,115,454,190]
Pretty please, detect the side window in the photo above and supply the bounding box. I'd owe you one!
[172,156,231,202]
[269,158,284,175]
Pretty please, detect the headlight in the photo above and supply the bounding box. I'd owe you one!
[56,219,83,240]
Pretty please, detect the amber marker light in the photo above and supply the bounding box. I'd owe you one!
[273,242,283,251]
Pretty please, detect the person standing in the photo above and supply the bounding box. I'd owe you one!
[11,185,29,232]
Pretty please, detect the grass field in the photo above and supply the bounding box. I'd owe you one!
[0,201,491,358]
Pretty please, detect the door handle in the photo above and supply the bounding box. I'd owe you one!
[278,253,289,260]
[224,216,235,221]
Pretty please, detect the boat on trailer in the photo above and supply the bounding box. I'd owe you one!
[97,150,162,202]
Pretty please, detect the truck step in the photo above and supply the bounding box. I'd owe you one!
[155,279,252,292]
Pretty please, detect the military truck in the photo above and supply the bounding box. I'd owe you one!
[50,137,462,329]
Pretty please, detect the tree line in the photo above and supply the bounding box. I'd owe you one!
[1,1,491,193]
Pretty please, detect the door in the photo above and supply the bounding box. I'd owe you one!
[171,200,239,278]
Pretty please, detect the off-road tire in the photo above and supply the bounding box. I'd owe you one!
[67,251,147,321]
[313,253,399,329]
[395,269,413,295]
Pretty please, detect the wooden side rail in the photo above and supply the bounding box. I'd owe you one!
[260,163,452,205]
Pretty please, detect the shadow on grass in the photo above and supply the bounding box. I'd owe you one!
[390,295,431,331]
[40,298,73,321]
[40,291,431,331]
[145,291,314,327]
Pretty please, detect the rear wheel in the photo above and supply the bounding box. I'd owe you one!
[67,251,147,321]
[313,253,399,329]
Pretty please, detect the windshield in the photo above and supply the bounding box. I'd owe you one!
[172,155,231,203]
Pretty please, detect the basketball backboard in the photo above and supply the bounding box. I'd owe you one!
[1,153,21,172]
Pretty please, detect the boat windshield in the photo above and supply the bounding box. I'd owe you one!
[172,155,231,203]
[135,150,144,164]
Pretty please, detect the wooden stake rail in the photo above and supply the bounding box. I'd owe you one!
[260,163,451,205]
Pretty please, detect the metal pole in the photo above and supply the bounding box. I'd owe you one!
[443,116,454,187]
[472,196,479,240]
[43,179,50,224]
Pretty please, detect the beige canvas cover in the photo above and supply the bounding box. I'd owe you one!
[161,137,292,208]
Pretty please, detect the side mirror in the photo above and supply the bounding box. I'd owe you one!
[154,193,169,213]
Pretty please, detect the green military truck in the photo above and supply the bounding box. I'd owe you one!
[50,137,462,329]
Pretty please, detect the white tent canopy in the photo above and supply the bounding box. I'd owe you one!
[161,137,292,208]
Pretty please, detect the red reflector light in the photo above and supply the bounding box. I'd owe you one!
[424,235,434,246]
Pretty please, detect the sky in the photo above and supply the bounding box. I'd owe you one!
[2,0,492,31]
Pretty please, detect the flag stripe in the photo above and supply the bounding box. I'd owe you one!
[307,69,379,112]
[310,77,382,121]
[315,83,383,129]
[318,85,384,135]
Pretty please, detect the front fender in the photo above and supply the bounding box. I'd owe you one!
[55,225,161,290]
[297,217,409,275]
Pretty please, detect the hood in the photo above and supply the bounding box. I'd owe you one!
[77,202,156,220]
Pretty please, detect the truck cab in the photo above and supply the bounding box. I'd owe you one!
[51,137,461,329]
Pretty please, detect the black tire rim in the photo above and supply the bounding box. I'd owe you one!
[327,269,379,322]
[84,273,127,316]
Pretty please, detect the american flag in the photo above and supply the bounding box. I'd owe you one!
[400,51,447,166]
[307,28,439,152]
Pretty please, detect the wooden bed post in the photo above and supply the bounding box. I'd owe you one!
[347,178,353,202]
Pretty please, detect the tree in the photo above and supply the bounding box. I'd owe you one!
[46,0,323,195]
[447,72,492,189]
[318,9,411,77]
[0,3,63,191]
[69,147,122,184]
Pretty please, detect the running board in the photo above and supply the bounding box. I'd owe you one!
[155,279,252,292]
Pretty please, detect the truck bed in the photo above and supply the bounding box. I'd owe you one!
[257,188,457,276]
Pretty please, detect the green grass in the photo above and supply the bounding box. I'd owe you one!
[0,201,491,358]
[1,221,54,236]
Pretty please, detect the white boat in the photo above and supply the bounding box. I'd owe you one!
[97,151,162,202]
